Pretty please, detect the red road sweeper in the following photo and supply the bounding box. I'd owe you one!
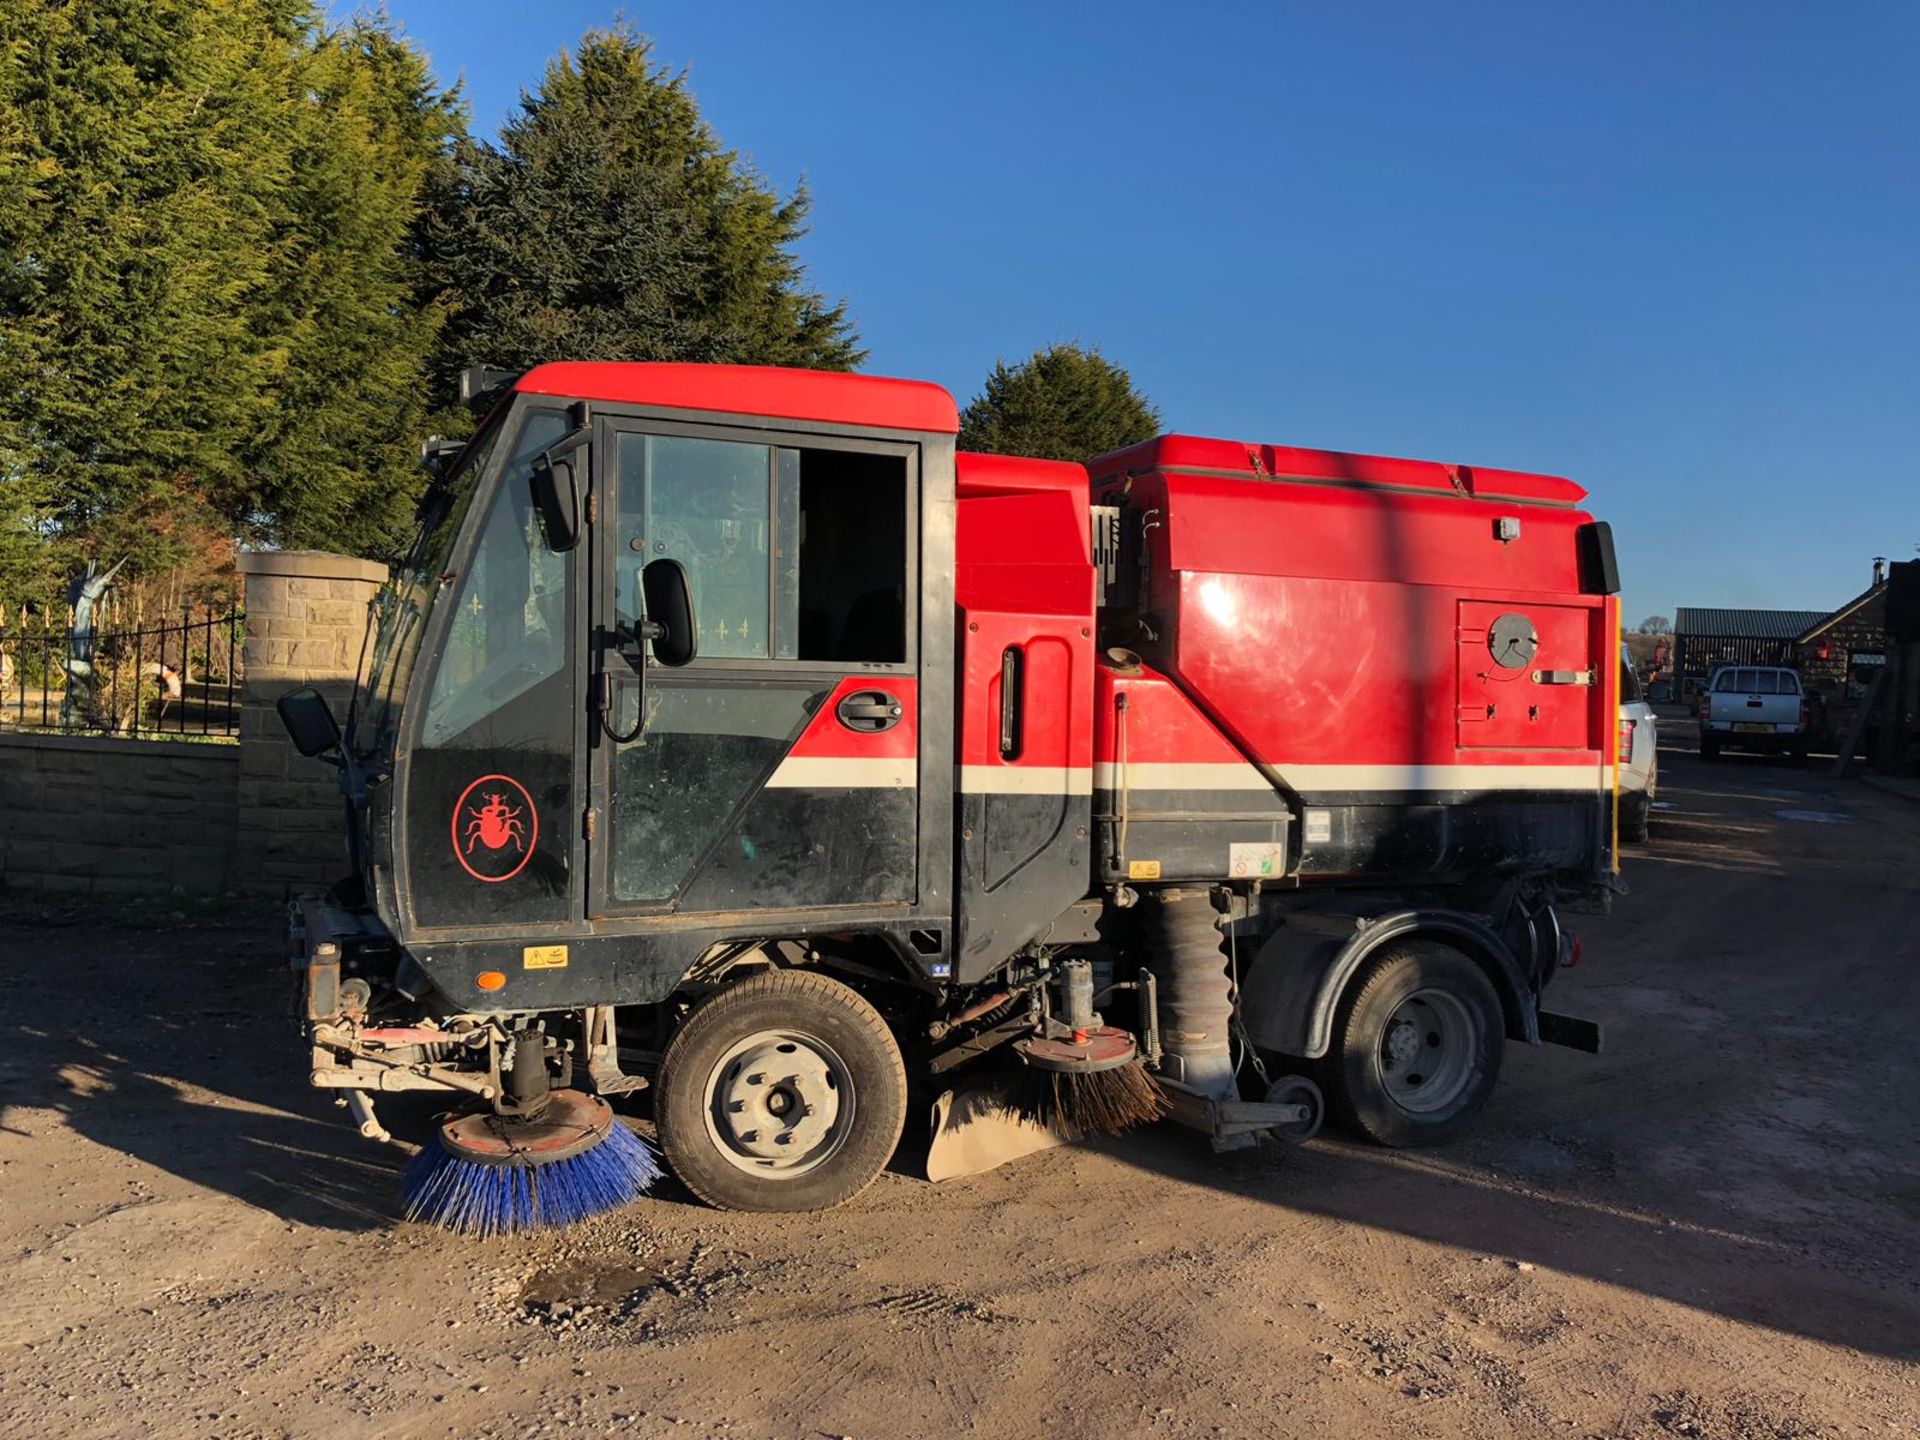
[277,362,1617,1231]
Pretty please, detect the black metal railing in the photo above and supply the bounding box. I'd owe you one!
[0,605,245,738]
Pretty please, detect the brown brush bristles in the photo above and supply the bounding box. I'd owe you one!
[1006,1061,1168,1140]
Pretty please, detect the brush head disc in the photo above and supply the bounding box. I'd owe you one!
[1015,1025,1138,1074]
[435,1088,613,1167]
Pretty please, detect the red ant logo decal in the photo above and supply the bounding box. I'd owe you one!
[451,774,537,883]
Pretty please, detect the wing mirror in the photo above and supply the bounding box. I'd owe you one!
[529,403,591,553]
[529,449,581,553]
[276,686,342,758]
[641,558,697,667]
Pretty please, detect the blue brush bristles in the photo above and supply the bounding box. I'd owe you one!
[401,1117,661,1237]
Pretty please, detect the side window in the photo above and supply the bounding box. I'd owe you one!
[790,446,909,664]
[1618,657,1643,704]
[614,432,912,667]
[1714,671,1737,693]
[423,410,571,747]
[410,406,576,929]
[631,435,774,660]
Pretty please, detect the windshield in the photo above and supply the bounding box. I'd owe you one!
[350,407,510,761]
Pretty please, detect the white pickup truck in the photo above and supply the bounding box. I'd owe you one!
[1699,664,1810,763]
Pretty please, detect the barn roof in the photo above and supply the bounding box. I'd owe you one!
[1674,607,1829,641]
[1793,581,1886,645]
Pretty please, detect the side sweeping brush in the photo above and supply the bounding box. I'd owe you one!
[400,1088,660,1237]
[1008,959,1168,1140]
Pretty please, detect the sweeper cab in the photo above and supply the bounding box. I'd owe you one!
[279,361,1618,1225]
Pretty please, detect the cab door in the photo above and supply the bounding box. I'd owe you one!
[588,418,920,918]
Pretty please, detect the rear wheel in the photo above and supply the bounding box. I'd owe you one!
[1323,942,1503,1148]
[656,970,907,1212]
[1700,732,1720,760]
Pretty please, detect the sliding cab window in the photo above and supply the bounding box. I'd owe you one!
[618,434,910,667]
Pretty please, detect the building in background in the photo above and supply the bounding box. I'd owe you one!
[1671,607,1827,703]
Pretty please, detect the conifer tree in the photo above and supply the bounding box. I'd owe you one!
[958,344,1162,462]
[0,1,459,576]
[422,25,862,404]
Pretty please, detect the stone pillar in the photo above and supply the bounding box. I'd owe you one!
[234,551,388,893]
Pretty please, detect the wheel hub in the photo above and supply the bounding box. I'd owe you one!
[706,1031,852,1175]
[1384,1019,1421,1068]
[1378,989,1479,1115]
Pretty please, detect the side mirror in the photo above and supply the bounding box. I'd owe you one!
[641,559,697,667]
[276,686,341,757]
[529,451,580,553]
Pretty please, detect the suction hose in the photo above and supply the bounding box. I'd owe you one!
[1143,889,1239,1103]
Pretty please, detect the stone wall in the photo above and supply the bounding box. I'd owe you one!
[231,551,388,891]
[0,551,388,900]
[0,732,240,895]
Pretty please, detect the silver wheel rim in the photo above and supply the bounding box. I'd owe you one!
[1378,989,1479,1114]
[702,1028,855,1178]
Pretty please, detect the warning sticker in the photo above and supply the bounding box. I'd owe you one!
[1303,809,1332,844]
[1229,842,1285,879]
[522,944,569,971]
[1127,859,1162,880]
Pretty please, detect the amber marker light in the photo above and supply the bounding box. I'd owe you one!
[475,971,507,992]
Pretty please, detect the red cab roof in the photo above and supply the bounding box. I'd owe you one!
[515,362,959,435]
[1089,433,1586,507]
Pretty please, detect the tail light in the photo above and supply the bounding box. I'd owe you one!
[1617,718,1634,762]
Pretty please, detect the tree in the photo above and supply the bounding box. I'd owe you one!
[421,25,861,409]
[1637,616,1673,636]
[0,0,460,577]
[957,344,1161,462]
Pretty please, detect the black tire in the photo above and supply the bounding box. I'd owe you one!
[1700,733,1720,761]
[1322,942,1504,1148]
[655,969,907,1212]
[1620,793,1651,842]
[1790,740,1810,766]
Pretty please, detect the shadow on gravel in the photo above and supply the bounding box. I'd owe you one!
[0,915,401,1232]
[1104,1123,1920,1363]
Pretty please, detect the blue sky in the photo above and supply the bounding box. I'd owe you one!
[383,1,1917,622]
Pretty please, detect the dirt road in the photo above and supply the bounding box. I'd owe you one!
[3,741,1918,1439]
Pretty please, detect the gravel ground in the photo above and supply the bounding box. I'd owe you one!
[2,738,1918,1439]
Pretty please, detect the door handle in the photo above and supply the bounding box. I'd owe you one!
[836,690,903,733]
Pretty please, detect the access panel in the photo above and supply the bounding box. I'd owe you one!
[1456,601,1594,751]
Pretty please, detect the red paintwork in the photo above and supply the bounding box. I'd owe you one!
[1091,434,1586,507]
[785,675,920,760]
[956,450,1089,501]
[1088,443,1615,776]
[955,480,1095,773]
[1091,662,1251,767]
[515,362,959,434]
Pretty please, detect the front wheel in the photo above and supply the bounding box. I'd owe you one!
[1322,942,1504,1148]
[655,970,907,1212]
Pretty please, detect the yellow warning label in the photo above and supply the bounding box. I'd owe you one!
[523,944,569,970]
[1127,859,1162,880]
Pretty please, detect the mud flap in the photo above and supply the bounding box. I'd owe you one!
[925,1086,1069,1182]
